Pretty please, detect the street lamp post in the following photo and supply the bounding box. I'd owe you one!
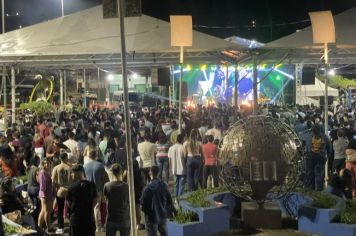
[117,1,137,235]
[1,0,7,129]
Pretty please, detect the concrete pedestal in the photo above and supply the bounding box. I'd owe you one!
[241,201,282,229]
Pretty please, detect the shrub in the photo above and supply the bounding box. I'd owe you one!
[171,208,199,224]
[4,223,18,235]
[334,200,356,224]
[295,188,337,209]
[19,101,53,116]
[186,187,228,208]
[309,191,337,209]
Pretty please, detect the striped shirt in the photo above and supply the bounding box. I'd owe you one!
[156,143,170,159]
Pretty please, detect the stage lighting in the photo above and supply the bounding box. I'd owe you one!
[107,74,114,81]
[276,75,281,80]
[328,69,335,76]
[132,73,138,79]
[200,64,207,71]
[186,64,191,71]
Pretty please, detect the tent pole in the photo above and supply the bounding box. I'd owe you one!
[63,70,67,106]
[118,0,137,236]
[324,43,329,188]
[179,46,183,134]
[2,0,6,128]
[83,68,86,108]
[97,68,100,103]
[179,63,183,134]
[11,66,15,126]
[60,70,64,108]
[253,52,258,115]
[234,65,239,107]
[2,66,6,129]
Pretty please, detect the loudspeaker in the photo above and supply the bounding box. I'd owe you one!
[157,68,170,86]
[302,67,316,85]
[320,96,334,107]
[182,82,188,99]
[151,68,158,85]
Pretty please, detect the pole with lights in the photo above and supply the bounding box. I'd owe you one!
[170,15,192,134]
[118,0,137,234]
[308,10,335,185]
[308,10,335,136]
[102,0,140,235]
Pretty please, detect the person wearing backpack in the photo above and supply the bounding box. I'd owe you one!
[302,124,330,191]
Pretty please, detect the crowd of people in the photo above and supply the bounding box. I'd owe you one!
[0,104,233,236]
[0,101,356,235]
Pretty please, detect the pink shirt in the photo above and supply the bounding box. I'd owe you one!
[202,142,218,166]
[38,170,54,201]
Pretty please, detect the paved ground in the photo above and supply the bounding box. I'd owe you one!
[213,229,313,236]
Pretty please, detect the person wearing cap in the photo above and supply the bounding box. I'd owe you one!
[52,152,72,234]
[67,165,97,236]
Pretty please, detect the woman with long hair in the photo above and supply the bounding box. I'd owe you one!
[33,127,44,160]
[183,129,203,191]
[83,138,97,165]
[37,159,54,232]
[155,132,170,183]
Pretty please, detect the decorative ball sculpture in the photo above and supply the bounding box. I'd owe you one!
[219,115,303,208]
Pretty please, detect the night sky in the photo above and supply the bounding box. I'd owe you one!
[4,0,356,43]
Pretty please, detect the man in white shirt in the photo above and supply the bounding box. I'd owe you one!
[63,131,80,163]
[205,122,222,142]
[137,132,156,185]
[168,134,186,197]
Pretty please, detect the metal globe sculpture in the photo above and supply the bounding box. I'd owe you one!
[219,115,303,207]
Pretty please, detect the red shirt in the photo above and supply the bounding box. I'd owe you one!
[33,137,44,148]
[202,142,218,166]
[38,124,49,139]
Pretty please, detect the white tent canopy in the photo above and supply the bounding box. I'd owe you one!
[299,79,338,97]
[255,7,356,64]
[0,5,240,69]
[296,96,320,106]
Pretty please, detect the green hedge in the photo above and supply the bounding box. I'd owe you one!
[171,208,199,224]
[186,187,228,208]
[334,200,356,224]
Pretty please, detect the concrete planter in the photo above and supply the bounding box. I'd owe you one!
[298,194,349,236]
[167,220,203,236]
[175,191,231,236]
[277,192,313,218]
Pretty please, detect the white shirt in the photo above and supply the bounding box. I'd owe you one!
[205,128,222,142]
[168,143,186,175]
[137,141,156,168]
[198,126,208,140]
[63,139,80,163]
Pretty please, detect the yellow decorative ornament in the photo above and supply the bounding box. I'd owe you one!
[29,75,54,102]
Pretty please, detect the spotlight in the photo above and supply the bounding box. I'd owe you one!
[328,69,335,76]
[186,65,191,71]
[200,64,207,71]
[132,73,138,79]
[107,74,114,81]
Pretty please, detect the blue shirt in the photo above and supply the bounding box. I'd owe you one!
[84,160,106,193]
